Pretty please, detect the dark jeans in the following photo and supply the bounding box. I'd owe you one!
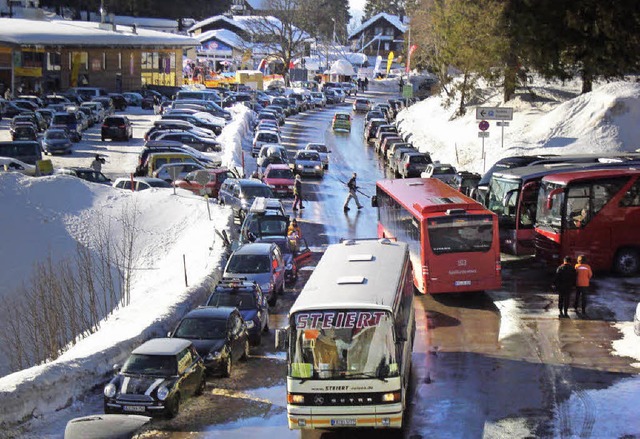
[558,289,572,315]
[292,193,302,209]
[575,286,589,312]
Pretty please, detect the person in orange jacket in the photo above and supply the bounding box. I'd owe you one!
[574,255,593,315]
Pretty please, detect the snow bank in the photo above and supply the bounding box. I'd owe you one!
[0,107,254,427]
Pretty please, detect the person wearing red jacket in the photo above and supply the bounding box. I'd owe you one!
[574,255,593,315]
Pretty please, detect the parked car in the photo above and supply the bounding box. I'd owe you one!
[254,235,311,284]
[137,141,220,175]
[103,338,206,418]
[0,157,37,176]
[421,162,458,184]
[153,162,205,183]
[42,128,73,155]
[101,115,133,141]
[36,108,55,126]
[449,171,482,196]
[64,414,151,439]
[122,92,143,106]
[205,279,269,346]
[92,97,115,116]
[331,112,351,132]
[77,106,96,127]
[238,197,287,244]
[304,143,330,169]
[51,112,82,142]
[310,92,327,108]
[162,112,224,135]
[80,101,105,123]
[292,150,324,178]
[218,178,274,220]
[262,163,295,197]
[256,143,288,168]
[10,124,37,141]
[252,130,281,157]
[378,135,404,158]
[396,151,432,178]
[55,167,111,184]
[112,177,172,191]
[174,168,238,198]
[155,130,221,152]
[223,242,285,306]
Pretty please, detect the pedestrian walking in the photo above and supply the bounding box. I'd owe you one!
[574,255,593,315]
[292,174,304,211]
[343,172,363,212]
[4,87,10,100]
[90,154,105,172]
[399,77,404,93]
[364,77,369,91]
[552,256,576,318]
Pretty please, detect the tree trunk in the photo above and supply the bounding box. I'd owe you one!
[457,73,468,117]
[581,69,593,93]
[503,52,518,102]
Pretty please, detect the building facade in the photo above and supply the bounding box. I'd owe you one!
[348,13,407,59]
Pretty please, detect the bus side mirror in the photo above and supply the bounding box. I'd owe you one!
[546,188,564,210]
[546,197,553,210]
[371,195,378,208]
[275,327,289,351]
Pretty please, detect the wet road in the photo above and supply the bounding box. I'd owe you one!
[126,91,640,438]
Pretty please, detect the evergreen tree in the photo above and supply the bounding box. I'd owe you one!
[363,0,405,21]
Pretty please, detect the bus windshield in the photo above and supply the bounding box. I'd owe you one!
[427,215,494,254]
[536,181,564,229]
[289,310,398,380]
[486,177,520,221]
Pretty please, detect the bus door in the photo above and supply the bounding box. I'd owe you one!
[515,181,540,255]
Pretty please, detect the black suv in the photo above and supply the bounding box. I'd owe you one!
[103,338,206,418]
[170,306,250,377]
[101,115,133,141]
[206,279,269,345]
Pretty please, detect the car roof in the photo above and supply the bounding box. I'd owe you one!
[115,177,167,183]
[185,306,237,319]
[132,337,191,355]
[233,242,274,255]
[265,164,290,170]
[214,279,259,292]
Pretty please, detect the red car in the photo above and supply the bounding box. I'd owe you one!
[262,164,295,197]
[173,168,238,198]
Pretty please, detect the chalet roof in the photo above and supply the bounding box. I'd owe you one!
[0,17,196,47]
[196,29,247,50]
[348,12,407,40]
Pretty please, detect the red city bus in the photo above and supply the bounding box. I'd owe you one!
[535,168,640,275]
[373,178,502,293]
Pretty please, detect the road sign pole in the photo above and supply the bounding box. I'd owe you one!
[482,136,485,172]
[501,122,504,149]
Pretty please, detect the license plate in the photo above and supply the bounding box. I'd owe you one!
[123,405,146,413]
[331,419,357,426]
[455,280,471,286]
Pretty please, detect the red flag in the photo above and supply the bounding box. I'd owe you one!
[289,60,295,70]
[406,44,418,73]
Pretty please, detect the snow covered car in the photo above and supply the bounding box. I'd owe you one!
[0,157,37,176]
[293,150,324,178]
[421,163,458,184]
[103,338,206,418]
[64,414,150,439]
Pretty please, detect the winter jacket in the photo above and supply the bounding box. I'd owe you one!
[553,263,576,292]
[575,263,593,287]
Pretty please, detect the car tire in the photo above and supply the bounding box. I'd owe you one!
[195,374,206,396]
[165,394,180,419]
[614,248,640,276]
[222,355,232,378]
[241,339,250,360]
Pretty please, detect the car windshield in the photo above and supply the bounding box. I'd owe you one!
[148,180,172,188]
[306,144,327,153]
[122,354,177,376]
[335,114,349,120]
[52,114,75,124]
[242,186,273,199]
[207,292,257,310]
[76,170,109,183]
[433,166,455,174]
[258,133,279,143]
[174,317,227,339]
[297,152,319,161]
[289,310,398,379]
[410,155,429,164]
[267,168,294,179]
[227,254,271,274]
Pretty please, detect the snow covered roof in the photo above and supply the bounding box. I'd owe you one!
[348,12,407,39]
[0,17,197,47]
[189,14,308,40]
[330,59,356,76]
[195,29,247,50]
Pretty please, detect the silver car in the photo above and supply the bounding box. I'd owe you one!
[304,143,330,169]
[293,150,324,178]
[223,242,285,306]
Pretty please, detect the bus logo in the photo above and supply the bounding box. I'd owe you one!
[314,395,325,405]
[458,259,467,267]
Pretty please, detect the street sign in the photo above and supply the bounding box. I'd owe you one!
[479,120,490,131]
[478,132,489,138]
[476,106,513,121]
[496,121,510,127]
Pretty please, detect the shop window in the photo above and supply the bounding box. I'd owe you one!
[69,52,88,70]
[46,52,61,71]
[117,52,121,70]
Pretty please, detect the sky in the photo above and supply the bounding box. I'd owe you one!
[1,77,639,436]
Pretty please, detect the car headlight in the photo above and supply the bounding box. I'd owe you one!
[315,165,321,170]
[296,164,303,169]
[157,385,170,401]
[104,383,116,398]
[245,320,255,329]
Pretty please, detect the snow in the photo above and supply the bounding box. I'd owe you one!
[1,74,639,436]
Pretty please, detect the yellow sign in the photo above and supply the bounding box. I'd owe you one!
[386,51,394,75]
[36,159,53,176]
[14,66,42,77]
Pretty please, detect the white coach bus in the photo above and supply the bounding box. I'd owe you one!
[276,238,415,430]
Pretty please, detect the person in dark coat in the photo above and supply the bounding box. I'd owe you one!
[292,174,304,211]
[553,255,576,318]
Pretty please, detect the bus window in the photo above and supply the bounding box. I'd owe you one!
[427,215,494,254]
[620,180,640,207]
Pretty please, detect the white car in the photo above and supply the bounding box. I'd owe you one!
[0,157,37,176]
[635,302,640,336]
[252,130,281,157]
[311,92,326,107]
[304,143,330,169]
[113,177,172,191]
[421,163,458,184]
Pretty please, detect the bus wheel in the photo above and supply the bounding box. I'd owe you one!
[614,248,640,276]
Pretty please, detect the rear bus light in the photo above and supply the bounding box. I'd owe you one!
[287,393,305,404]
[496,260,502,272]
[381,392,401,402]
